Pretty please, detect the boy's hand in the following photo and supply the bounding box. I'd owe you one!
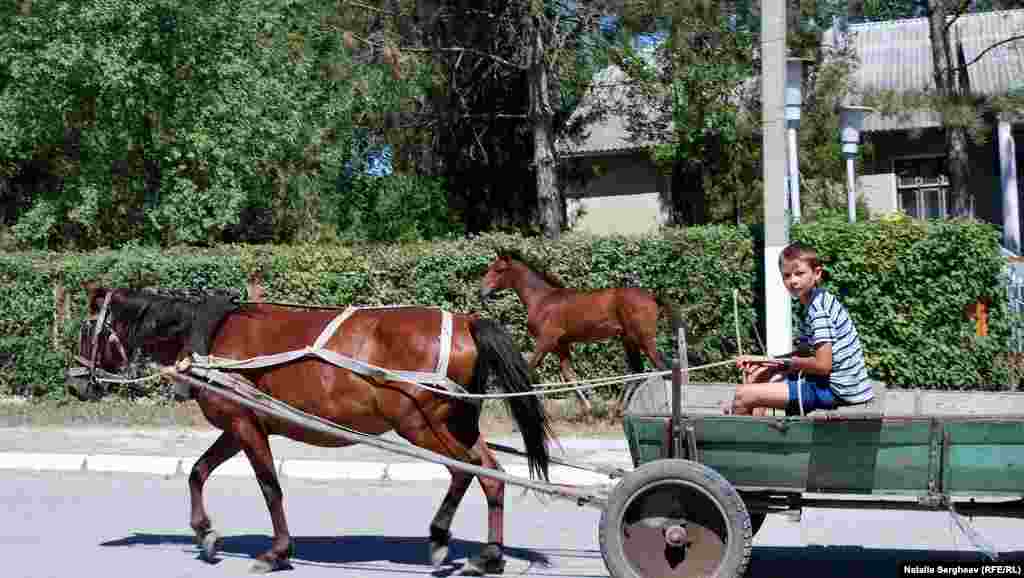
[735,355,784,381]
[736,355,783,369]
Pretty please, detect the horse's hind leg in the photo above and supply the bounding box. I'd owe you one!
[461,438,507,576]
[429,467,473,568]
[399,424,505,575]
[189,431,241,562]
[619,340,649,412]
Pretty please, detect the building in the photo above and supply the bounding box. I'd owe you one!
[558,61,671,236]
[829,10,1024,251]
[560,10,1024,247]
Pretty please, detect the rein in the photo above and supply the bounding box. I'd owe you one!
[73,291,747,402]
[87,292,113,388]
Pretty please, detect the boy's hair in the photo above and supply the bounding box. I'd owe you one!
[779,242,821,269]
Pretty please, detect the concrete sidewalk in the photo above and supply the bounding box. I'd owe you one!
[0,427,633,485]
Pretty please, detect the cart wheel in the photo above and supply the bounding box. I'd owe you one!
[599,459,752,578]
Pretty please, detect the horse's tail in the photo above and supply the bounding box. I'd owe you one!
[469,318,554,481]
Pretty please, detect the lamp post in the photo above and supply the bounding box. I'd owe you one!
[838,105,874,223]
[785,58,811,223]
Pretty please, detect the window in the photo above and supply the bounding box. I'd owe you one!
[893,157,972,219]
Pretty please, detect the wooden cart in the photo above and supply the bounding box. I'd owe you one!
[608,366,1024,577]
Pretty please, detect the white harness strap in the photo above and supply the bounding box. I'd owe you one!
[436,311,453,377]
[190,306,469,400]
[313,306,357,350]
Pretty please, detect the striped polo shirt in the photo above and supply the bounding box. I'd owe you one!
[798,288,872,404]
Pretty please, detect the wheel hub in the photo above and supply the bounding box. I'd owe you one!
[664,524,689,547]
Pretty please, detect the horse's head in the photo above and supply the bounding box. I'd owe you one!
[479,252,515,301]
[71,284,191,399]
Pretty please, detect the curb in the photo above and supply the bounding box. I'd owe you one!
[0,452,616,486]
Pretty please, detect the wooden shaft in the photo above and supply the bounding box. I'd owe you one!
[167,369,608,509]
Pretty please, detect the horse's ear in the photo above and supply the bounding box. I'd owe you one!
[81,281,111,314]
[81,281,99,312]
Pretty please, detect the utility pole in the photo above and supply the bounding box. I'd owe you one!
[763,0,791,356]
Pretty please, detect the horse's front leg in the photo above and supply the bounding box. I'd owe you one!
[189,431,242,562]
[235,419,293,573]
[557,343,591,413]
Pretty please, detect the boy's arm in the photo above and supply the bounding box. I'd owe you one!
[787,342,832,376]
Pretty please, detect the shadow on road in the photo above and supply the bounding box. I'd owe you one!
[102,533,1024,576]
[749,545,1024,577]
[101,533,557,572]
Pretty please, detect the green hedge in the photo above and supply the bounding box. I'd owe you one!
[0,220,1012,399]
[793,216,1011,388]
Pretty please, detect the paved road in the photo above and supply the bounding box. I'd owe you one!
[3,469,1023,578]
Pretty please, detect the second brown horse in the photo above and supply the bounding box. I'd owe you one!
[479,251,681,411]
[76,285,554,575]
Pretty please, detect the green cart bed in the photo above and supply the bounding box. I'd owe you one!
[598,377,1024,578]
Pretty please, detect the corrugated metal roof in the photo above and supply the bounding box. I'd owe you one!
[565,10,1024,152]
[828,9,1024,132]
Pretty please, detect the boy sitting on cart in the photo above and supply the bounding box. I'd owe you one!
[728,242,872,416]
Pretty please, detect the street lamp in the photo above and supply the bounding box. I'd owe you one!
[838,105,875,223]
[785,57,812,223]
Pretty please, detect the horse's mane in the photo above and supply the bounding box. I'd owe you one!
[498,249,566,289]
[109,288,240,355]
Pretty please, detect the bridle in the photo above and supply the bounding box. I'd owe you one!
[70,291,130,393]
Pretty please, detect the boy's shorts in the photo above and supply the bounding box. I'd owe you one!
[785,374,840,416]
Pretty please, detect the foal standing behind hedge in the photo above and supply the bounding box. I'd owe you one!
[479,250,682,413]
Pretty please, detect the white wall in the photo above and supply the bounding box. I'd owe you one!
[859,172,898,215]
[567,192,668,235]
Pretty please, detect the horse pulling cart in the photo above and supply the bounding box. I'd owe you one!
[72,286,1024,578]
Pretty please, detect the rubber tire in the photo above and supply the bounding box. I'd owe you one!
[599,459,753,578]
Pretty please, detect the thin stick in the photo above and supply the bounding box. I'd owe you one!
[752,320,766,355]
[733,288,743,357]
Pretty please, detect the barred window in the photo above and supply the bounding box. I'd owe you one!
[893,156,973,219]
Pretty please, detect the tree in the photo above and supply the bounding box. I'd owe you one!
[0,0,413,248]
[342,0,614,239]
[612,1,761,225]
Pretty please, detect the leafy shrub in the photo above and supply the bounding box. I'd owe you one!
[0,220,1012,398]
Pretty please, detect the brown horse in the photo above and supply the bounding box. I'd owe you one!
[479,251,681,410]
[75,285,554,574]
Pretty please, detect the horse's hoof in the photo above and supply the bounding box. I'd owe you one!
[428,525,451,569]
[199,530,221,562]
[249,558,291,574]
[249,559,274,574]
[430,541,449,569]
[459,557,505,576]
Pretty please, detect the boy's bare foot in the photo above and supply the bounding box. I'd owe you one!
[720,401,735,415]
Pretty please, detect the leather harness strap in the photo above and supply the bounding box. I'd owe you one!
[189,306,468,399]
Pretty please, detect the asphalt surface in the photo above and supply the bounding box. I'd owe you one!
[0,426,633,484]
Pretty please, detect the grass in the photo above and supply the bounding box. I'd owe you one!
[0,394,625,437]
